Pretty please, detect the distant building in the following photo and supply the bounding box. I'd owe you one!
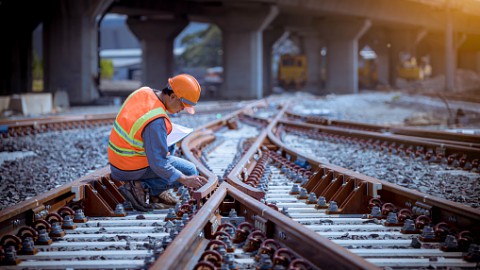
[100,14,141,80]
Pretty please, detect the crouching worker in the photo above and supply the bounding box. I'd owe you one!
[107,74,208,211]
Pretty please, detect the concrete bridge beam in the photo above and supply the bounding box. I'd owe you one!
[127,16,188,89]
[321,19,371,94]
[213,5,279,99]
[263,26,285,96]
[43,0,112,104]
[301,33,323,94]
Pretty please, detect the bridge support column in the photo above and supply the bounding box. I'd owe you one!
[43,0,112,104]
[458,50,480,72]
[127,17,188,89]
[263,27,285,96]
[214,5,278,99]
[322,19,371,94]
[0,1,48,95]
[0,26,32,95]
[303,34,323,94]
[444,8,456,91]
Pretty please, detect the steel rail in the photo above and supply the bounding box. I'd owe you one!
[1,98,478,269]
[182,99,271,204]
[152,182,378,270]
[225,101,290,200]
[0,104,242,138]
[279,119,480,169]
[266,121,480,228]
[285,111,480,147]
[0,167,111,237]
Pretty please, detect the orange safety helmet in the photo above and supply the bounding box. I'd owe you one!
[167,74,201,114]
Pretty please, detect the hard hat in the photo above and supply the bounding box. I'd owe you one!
[168,74,201,114]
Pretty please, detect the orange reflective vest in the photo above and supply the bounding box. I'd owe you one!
[108,87,172,171]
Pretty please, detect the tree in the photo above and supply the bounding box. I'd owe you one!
[176,24,222,68]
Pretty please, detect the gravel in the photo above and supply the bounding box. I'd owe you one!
[1,91,479,211]
[0,113,225,211]
[282,132,480,208]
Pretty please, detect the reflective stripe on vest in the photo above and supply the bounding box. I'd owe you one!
[108,107,168,157]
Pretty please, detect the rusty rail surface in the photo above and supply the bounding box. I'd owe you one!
[152,182,377,270]
[225,101,290,200]
[182,99,272,204]
[279,119,480,170]
[265,122,480,227]
[0,114,116,137]
[0,104,243,138]
[285,111,480,148]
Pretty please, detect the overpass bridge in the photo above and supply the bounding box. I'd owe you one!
[1,0,479,104]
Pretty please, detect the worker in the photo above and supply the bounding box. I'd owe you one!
[107,74,209,211]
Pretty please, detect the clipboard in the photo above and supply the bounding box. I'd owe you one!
[167,123,193,147]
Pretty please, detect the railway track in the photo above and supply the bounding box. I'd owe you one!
[1,98,479,269]
[285,111,480,148]
[0,101,244,138]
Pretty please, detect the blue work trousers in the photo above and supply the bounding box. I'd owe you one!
[140,156,198,196]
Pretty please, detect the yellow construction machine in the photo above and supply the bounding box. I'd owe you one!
[397,57,432,81]
[277,54,307,90]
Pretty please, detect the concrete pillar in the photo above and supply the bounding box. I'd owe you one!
[263,27,284,97]
[301,34,323,93]
[0,26,32,95]
[368,39,390,87]
[43,0,112,104]
[477,52,480,74]
[0,1,46,95]
[445,8,455,91]
[322,19,371,94]
[458,51,479,71]
[213,5,278,99]
[431,45,446,77]
[127,17,188,89]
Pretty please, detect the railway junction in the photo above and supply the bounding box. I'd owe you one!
[0,90,479,269]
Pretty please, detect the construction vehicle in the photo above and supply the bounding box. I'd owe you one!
[397,56,432,81]
[277,54,307,90]
[358,58,378,88]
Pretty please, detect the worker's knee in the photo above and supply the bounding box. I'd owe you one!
[168,156,198,176]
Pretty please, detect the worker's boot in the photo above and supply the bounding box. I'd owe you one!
[119,181,152,211]
[119,185,150,212]
[151,190,178,206]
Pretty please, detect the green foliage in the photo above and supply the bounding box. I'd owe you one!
[391,95,401,102]
[100,59,114,80]
[32,52,43,80]
[176,24,222,68]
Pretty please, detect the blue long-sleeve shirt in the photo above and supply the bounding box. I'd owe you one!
[110,117,182,183]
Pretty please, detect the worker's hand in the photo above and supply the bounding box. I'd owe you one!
[180,175,208,189]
